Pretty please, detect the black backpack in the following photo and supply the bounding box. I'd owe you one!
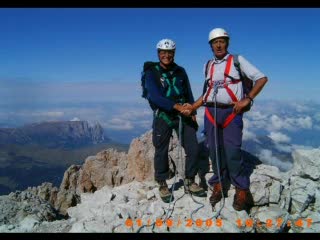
[141,62,158,99]
[140,62,161,110]
[233,54,253,97]
[204,54,253,98]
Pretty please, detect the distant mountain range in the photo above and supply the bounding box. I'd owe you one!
[0,120,108,148]
[0,120,129,195]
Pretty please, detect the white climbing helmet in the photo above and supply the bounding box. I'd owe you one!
[156,39,176,50]
[208,28,229,43]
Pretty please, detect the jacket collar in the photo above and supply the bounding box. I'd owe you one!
[213,52,230,63]
[158,62,178,73]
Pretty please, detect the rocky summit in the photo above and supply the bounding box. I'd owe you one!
[0,130,319,233]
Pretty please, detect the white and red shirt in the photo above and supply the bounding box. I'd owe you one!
[202,53,266,104]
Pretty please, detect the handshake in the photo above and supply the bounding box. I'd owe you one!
[176,103,195,117]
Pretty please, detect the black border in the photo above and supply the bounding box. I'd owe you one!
[1,0,320,8]
[1,2,319,239]
[1,233,320,240]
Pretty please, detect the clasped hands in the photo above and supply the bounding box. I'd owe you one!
[179,103,194,116]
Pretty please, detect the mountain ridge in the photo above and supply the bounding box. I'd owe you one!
[0,120,128,195]
[0,120,109,148]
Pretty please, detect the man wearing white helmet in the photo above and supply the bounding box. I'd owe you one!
[144,38,206,203]
[185,28,268,211]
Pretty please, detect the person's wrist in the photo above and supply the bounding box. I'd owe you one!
[246,96,254,105]
[193,103,200,111]
[246,96,253,101]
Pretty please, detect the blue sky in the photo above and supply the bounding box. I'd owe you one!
[1,8,320,97]
[1,8,320,144]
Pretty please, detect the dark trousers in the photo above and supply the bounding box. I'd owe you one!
[205,107,250,190]
[152,117,199,181]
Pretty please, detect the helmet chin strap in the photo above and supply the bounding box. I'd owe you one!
[159,61,174,70]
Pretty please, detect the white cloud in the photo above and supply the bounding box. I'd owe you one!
[268,132,291,143]
[70,117,81,121]
[120,108,153,120]
[296,116,312,129]
[291,103,312,113]
[243,128,257,141]
[28,111,65,118]
[268,115,312,132]
[258,149,292,171]
[243,118,251,128]
[195,108,205,129]
[2,110,65,119]
[2,93,319,146]
[104,118,134,130]
[258,149,276,162]
[274,144,293,153]
[291,144,315,151]
[314,112,320,122]
[244,115,267,130]
[269,115,291,131]
[138,120,152,129]
[246,110,268,121]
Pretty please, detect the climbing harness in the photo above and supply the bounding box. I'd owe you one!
[155,109,176,128]
[155,65,181,98]
[204,55,240,129]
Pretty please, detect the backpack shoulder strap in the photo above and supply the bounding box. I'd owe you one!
[204,60,211,78]
[143,61,162,85]
[232,55,254,100]
[233,54,249,81]
[143,61,157,72]
[233,54,241,74]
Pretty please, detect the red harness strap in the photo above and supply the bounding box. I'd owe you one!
[205,55,239,129]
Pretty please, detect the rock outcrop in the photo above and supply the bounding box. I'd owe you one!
[0,183,62,232]
[47,130,189,215]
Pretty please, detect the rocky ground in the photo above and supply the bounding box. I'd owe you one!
[0,131,319,233]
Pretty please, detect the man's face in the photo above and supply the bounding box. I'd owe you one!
[158,50,175,67]
[210,37,228,59]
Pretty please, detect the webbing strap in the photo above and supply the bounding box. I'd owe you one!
[223,55,239,102]
[204,55,241,103]
[162,74,180,97]
[205,107,237,129]
[204,62,215,102]
[155,65,180,97]
[158,111,175,127]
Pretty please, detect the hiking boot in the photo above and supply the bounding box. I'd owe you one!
[209,183,223,207]
[157,180,173,203]
[232,187,254,212]
[198,174,208,191]
[184,177,207,197]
